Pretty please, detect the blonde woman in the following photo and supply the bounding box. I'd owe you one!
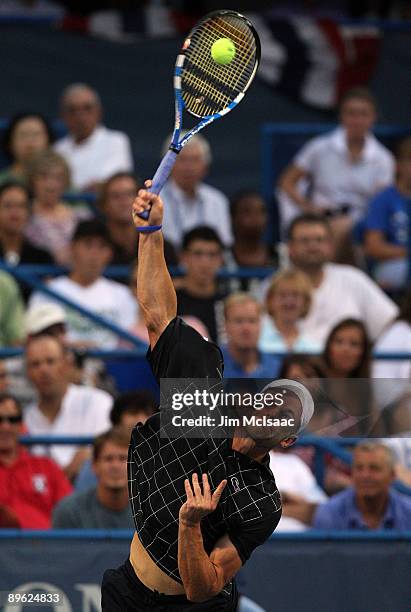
[25,150,90,264]
[259,269,319,353]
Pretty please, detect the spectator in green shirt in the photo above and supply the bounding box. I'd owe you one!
[0,271,25,346]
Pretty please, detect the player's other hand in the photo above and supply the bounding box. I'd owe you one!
[132,180,164,229]
[179,473,227,526]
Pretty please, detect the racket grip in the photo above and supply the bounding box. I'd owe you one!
[150,149,178,195]
[137,149,178,220]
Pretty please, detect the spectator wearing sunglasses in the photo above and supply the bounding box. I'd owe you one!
[55,83,133,192]
[0,393,72,528]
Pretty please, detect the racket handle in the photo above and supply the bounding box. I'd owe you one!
[137,149,178,220]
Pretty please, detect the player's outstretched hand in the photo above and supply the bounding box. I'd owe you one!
[132,180,164,230]
[179,473,227,526]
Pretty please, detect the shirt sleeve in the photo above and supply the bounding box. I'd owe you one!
[47,459,73,504]
[293,137,321,174]
[228,506,282,564]
[147,316,224,382]
[52,497,78,528]
[0,273,25,345]
[364,190,390,233]
[312,502,337,529]
[353,269,398,340]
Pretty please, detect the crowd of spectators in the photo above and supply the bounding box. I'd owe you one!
[1,81,411,532]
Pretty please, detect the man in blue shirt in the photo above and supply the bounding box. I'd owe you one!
[221,292,281,378]
[313,441,411,530]
[364,136,411,291]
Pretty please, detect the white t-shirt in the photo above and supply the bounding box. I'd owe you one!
[298,263,398,346]
[372,320,411,409]
[161,179,233,247]
[29,276,137,349]
[269,451,327,532]
[283,126,394,223]
[24,384,112,467]
[373,320,411,379]
[55,125,133,190]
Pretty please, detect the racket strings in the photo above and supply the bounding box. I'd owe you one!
[181,14,258,117]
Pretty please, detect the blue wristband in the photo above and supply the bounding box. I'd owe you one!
[135,225,162,233]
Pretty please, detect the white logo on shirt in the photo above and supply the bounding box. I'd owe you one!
[32,474,48,494]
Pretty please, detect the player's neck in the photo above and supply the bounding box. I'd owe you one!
[97,484,129,511]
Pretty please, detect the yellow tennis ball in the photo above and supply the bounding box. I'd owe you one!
[211,38,236,65]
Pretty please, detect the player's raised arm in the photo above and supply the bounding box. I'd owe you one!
[132,182,177,349]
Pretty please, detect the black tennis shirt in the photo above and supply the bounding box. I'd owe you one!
[128,317,282,584]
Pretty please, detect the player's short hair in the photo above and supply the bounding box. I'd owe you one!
[266,269,313,318]
[110,390,158,426]
[354,441,395,469]
[339,87,377,111]
[182,225,223,251]
[93,427,131,462]
[287,213,331,241]
[224,292,262,319]
[0,393,22,418]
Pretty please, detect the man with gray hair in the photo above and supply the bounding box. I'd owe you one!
[55,83,133,191]
[313,441,411,530]
[160,132,233,248]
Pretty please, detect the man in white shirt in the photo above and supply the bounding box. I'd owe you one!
[269,449,327,531]
[278,87,394,240]
[24,335,112,480]
[286,214,398,346]
[55,83,133,192]
[160,133,233,248]
[29,220,137,349]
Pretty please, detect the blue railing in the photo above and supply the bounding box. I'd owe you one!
[0,528,410,540]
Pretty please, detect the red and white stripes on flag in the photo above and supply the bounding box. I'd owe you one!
[249,13,381,109]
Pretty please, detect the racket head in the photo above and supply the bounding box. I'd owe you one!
[175,10,261,120]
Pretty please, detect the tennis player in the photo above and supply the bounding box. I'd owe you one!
[101,184,314,611]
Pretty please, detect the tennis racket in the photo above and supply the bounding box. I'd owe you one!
[138,9,260,221]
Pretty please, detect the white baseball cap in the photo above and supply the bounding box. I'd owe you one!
[25,303,66,336]
[262,379,314,433]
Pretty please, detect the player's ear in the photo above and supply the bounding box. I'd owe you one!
[279,436,297,449]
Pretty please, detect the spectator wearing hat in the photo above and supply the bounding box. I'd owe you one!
[0,393,72,528]
[29,219,137,349]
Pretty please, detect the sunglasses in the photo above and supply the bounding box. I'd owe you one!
[0,415,22,424]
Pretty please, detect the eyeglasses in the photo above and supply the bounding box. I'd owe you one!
[0,415,22,424]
